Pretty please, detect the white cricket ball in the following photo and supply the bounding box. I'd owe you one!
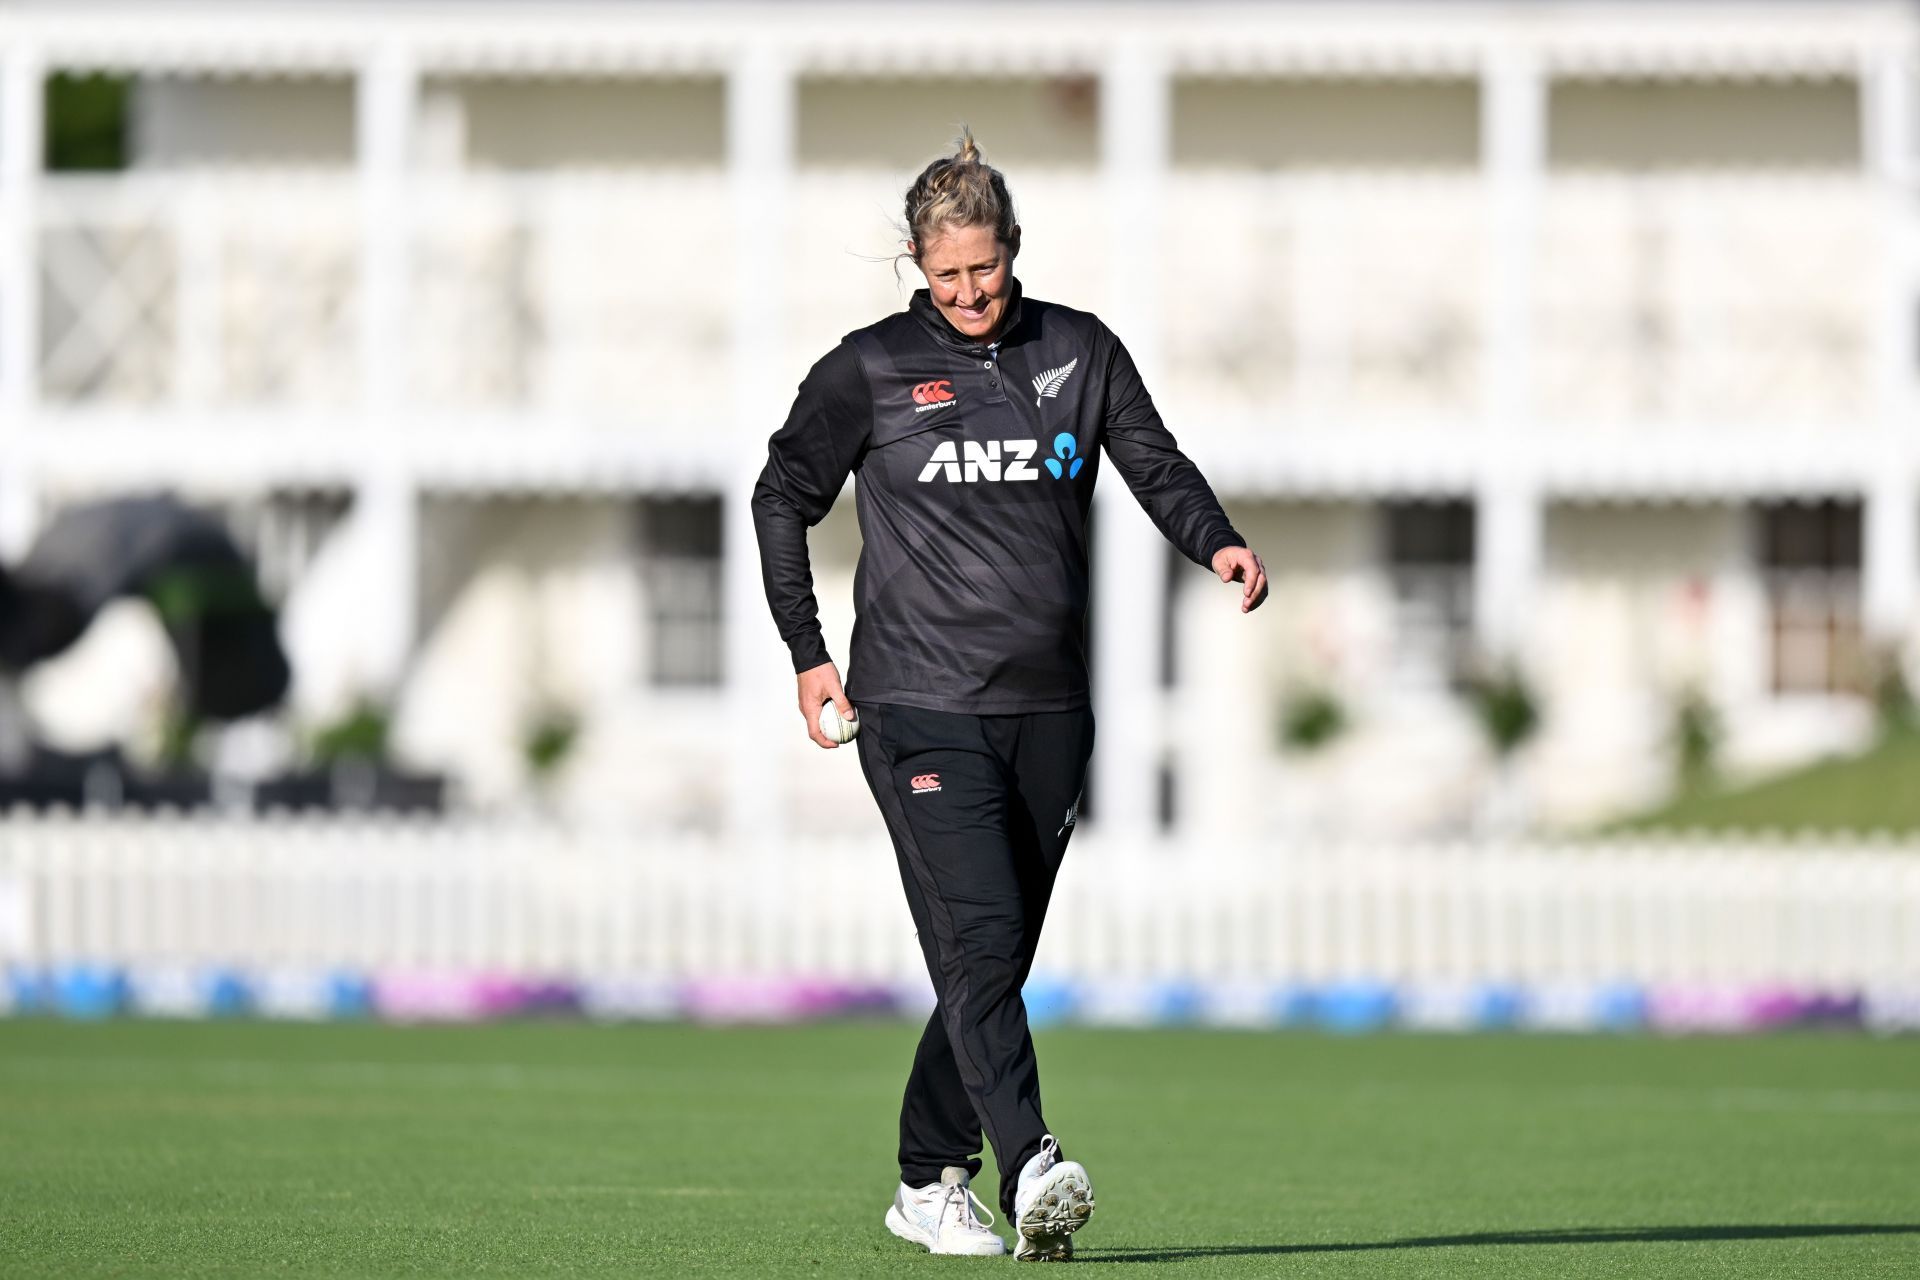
[818,701,861,744]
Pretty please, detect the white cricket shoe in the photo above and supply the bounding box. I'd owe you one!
[1012,1135,1095,1262]
[884,1166,1008,1256]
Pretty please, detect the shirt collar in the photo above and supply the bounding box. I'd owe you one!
[908,278,1026,354]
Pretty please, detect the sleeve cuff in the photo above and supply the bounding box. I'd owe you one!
[1202,529,1246,566]
[788,634,833,673]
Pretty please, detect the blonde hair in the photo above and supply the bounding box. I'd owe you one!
[902,128,1017,262]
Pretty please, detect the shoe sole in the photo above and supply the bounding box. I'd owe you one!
[885,1204,1007,1257]
[885,1205,935,1250]
[1015,1161,1094,1262]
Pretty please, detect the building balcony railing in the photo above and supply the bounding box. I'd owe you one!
[22,171,1884,436]
[1533,175,1875,429]
[1162,174,1486,427]
[37,173,359,410]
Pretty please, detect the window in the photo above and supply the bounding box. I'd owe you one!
[639,496,724,688]
[1760,501,1863,696]
[1384,500,1475,690]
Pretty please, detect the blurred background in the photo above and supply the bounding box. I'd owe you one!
[0,0,1916,1033]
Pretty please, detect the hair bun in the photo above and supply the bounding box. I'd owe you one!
[900,126,1017,265]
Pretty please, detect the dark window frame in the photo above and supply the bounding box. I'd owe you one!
[638,495,725,689]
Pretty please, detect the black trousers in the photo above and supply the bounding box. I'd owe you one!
[855,701,1095,1218]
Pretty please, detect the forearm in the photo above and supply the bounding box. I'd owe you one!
[1098,325,1242,566]
[750,342,872,671]
[1113,447,1244,567]
[750,476,833,673]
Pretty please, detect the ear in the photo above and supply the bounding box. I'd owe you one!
[1006,225,1022,261]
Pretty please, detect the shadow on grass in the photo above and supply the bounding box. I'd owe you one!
[1081,1223,1920,1263]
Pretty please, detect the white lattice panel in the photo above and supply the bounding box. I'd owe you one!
[36,175,357,409]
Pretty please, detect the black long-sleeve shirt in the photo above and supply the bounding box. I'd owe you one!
[751,281,1244,714]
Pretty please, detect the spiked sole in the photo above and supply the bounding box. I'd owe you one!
[1013,1161,1095,1262]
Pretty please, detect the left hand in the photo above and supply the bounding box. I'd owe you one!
[1211,545,1268,613]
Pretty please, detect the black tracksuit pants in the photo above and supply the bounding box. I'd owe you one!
[855,701,1095,1218]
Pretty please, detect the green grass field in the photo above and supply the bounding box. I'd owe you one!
[2,1020,1916,1277]
[1609,726,1920,834]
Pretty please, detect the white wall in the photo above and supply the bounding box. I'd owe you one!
[396,497,643,807]
[1171,500,1486,839]
[1531,503,1747,823]
[130,77,355,168]
[1172,80,1481,170]
[1550,80,1861,170]
[797,77,1098,170]
[420,77,725,170]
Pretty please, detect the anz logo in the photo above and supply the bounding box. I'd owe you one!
[1043,432,1083,479]
[918,434,1084,484]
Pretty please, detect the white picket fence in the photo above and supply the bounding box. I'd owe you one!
[2,813,1918,990]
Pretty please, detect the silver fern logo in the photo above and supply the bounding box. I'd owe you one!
[1032,358,1078,408]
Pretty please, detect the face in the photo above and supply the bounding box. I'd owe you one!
[913,221,1019,341]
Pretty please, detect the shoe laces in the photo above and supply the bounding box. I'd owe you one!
[939,1179,996,1233]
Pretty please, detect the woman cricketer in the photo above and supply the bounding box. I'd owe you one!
[751,132,1267,1260]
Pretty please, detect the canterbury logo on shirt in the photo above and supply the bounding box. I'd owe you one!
[911,380,956,413]
[910,773,941,794]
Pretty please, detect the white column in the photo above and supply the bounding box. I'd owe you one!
[353,43,419,694]
[1865,470,1918,646]
[1481,49,1545,429]
[1475,479,1544,661]
[1863,50,1919,644]
[1475,49,1547,658]
[357,41,415,417]
[0,42,43,559]
[1092,42,1171,837]
[352,467,420,696]
[724,44,795,842]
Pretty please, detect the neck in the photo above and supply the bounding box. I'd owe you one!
[913,279,1024,350]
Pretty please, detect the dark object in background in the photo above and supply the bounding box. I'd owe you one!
[0,494,442,814]
[0,744,444,815]
[45,72,130,172]
[1466,664,1542,760]
[0,744,212,810]
[0,494,291,720]
[250,768,445,815]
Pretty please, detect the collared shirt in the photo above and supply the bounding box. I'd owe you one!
[752,279,1244,715]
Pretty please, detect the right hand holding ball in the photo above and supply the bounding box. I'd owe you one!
[818,700,860,745]
[797,662,856,749]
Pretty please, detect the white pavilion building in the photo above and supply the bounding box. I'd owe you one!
[0,0,1915,841]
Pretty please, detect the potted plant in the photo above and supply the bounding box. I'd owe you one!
[1463,663,1541,836]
